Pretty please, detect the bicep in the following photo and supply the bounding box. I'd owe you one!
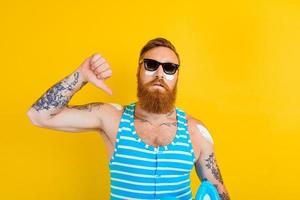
[37,102,104,132]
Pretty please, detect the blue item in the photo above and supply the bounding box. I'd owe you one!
[195,180,220,200]
[161,180,220,200]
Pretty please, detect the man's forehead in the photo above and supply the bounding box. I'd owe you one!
[143,47,179,64]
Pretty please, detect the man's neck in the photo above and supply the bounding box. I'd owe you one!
[135,102,176,124]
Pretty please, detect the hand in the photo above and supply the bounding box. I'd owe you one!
[78,53,112,95]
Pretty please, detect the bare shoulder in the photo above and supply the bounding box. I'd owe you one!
[94,102,124,135]
[186,114,207,139]
[186,113,215,160]
[186,114,206,133]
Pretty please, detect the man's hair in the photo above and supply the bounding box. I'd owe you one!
[138,37,180,65]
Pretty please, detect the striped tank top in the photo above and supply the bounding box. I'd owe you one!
[109,103,196,200]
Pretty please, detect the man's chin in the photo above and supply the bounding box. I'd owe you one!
[138,85,177,114]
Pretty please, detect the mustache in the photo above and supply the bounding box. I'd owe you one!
[146,78,169,90]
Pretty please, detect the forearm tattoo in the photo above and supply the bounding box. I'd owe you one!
[219,192,230,200]
[205,153,224,184]
[205,153,230,200]
[32,72,86,113]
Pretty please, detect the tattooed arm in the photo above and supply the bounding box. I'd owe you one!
[27,54,120,133]
[187,116,230,200]
[195,147,230,200]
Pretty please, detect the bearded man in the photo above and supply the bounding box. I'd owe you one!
[27,38,230,200]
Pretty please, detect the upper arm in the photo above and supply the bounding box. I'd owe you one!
[188,118,221,183]
[27,102,123,133]
[187,116,230,199]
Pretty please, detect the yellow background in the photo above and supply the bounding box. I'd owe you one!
[1,0,300,199]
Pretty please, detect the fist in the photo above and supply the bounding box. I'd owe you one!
[78,53,112,95]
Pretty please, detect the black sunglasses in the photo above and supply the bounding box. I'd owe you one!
[140,58,179,75]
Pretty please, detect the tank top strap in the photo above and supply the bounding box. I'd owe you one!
[109,103,136,165]
[175,107,196,164]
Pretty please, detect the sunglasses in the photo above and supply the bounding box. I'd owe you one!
[140,58,179,75]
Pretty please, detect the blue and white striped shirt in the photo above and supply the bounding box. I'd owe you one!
[109,103,196,200]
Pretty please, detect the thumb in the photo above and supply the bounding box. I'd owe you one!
[89,75,113,95]
[98,81,113,96]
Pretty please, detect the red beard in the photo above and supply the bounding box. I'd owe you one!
[137,77,177,114]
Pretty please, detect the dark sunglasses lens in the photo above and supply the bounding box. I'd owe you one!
[163,63,178,75]
[144,59,159,71]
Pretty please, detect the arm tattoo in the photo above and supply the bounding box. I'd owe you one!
[200,153,230,200]
[219,192,230,200]
[67,102,103,112]
[32,71,87,113]
[205,156,230,200]
[205,153,224,184]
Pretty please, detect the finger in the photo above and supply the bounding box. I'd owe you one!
[90,53,102,65]
[91,58,106,70]
[91,57,106,67]
[94,63,110,75]
[98,69,112,80]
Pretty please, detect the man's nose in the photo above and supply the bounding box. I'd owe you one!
[154,65,164,78]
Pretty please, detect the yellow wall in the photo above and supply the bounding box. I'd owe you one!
[1,0,300,199]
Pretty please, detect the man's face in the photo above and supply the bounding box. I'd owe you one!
[138,46,179,92]
[137,47,179,114]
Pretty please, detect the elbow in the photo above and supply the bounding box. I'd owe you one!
[26,109,46,128]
